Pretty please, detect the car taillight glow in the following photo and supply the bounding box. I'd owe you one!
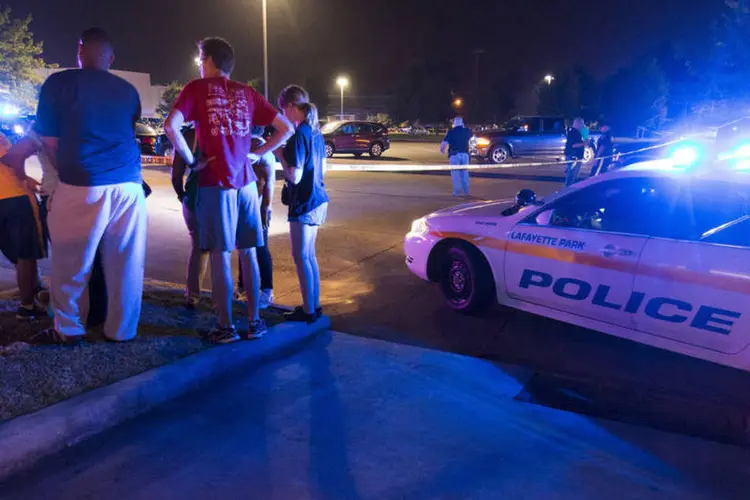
[141,137,155,145]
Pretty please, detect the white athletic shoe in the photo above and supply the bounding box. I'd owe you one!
[259,290,274,310]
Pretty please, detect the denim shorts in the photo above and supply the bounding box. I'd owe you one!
[289,202,328,226]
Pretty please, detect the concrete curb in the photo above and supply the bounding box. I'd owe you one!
[0,315,330,481]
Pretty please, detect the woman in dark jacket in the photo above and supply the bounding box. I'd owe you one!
[277,85,328,323]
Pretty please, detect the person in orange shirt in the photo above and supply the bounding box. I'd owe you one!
[0,132,48,319]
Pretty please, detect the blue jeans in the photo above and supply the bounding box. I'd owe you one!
[450,153,470,195]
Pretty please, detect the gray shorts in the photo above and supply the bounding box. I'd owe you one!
[289,202,328,226]
[196,184,264,251]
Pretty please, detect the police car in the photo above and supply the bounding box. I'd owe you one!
[404,143,750,372]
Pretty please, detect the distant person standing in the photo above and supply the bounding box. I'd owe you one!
[440,117,473,196]
[32,28,147,345]
[165,37,293,343]
[580,122,590,142]
[590,123,614,177]
[564,117,586,187]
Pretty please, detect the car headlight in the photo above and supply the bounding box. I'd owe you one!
[475,137,491,148]
[410,218,428,234]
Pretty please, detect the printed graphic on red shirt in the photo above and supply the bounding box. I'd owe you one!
[175,78,278,189]
[206,83,252,139]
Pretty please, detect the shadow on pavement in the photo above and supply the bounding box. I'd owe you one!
[408,169,567,183]
[331,155,409,163]
[325,245,750,447]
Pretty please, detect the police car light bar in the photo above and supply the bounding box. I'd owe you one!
[669,144,701,167]
[0,104,19,117]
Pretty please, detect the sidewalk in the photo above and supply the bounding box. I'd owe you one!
[2,331,747,499]
[0,263,15,293]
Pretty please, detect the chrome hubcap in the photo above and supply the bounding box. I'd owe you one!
[493,149,507,162]
[449,261,468,293]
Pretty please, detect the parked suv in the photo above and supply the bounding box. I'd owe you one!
[470,116,596,164]
[321,121,390,158]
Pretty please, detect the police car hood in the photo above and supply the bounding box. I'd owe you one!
[429,199,517,218]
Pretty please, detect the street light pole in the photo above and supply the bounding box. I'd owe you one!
[336,76,349,120]
[340,86,344,120]
[262,0,269,99]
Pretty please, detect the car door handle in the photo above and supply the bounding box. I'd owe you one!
[600,245,634,258]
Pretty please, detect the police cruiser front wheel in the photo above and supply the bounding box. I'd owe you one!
[439,243,495,315]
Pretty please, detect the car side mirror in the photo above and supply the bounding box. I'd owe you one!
[535,209,553,226]
[515,189,537,207]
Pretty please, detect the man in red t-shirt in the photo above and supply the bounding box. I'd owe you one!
[165,37,292,344]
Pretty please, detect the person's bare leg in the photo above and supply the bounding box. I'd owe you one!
[16,259,38,306]
[187,247,209,299]
[183,203,209,299]
[308,226,321,310]
[238,247,260,322]
[290,222,315,314]
[210,250,234,327]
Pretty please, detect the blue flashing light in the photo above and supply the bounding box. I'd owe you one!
[0,104,19,117]
[732,142,750,159]
[669,144,701,167]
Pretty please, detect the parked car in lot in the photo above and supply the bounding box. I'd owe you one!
[321,120,390,158]
[404,157,750,372]
[136,122,172,157]
[470,115,597,165]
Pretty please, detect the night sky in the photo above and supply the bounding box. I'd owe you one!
[6,0,722,99]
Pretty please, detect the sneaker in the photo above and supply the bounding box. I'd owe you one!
[31,328,85,346]
[283,306,317,324]
[259,290,274,310]
[16,305,47,320]
[184,296,198,311]
[242,319,267,340]
[205,326,240,345]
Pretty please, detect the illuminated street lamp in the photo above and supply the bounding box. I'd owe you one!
[544,74,555,85]
[453,97,463,108]
[336,76,349,120]
[262,0,269,99]
[194,56,201,67]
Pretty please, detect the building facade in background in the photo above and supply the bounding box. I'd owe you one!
[325,94,393,121]
[37,69,165,118]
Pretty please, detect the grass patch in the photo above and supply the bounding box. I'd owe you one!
[0,281,283,422]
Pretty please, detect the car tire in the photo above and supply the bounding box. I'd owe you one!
[488,144,510,164]
[583,146,595,164]
[325,142,335,158]
[439,243,496,315]
[369,142,384,158]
